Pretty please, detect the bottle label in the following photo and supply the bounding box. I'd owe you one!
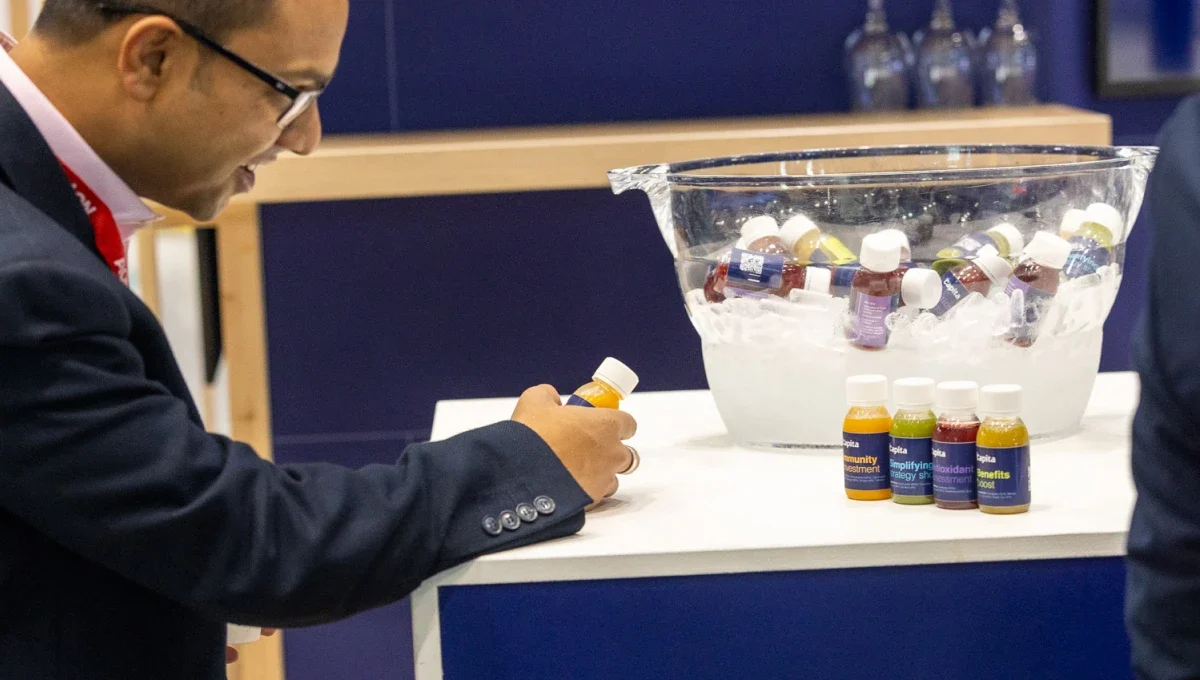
[930,270,970,317]
[977,445,1031,507]
[565,395,595,408]
[843,432,889,491]
[1004,277,1055,345]
[827,264,860,296]
[932,441,977,503]
[890,437,934,497]
[850,291,898,348]
[726,249,786,296]
[1062,237,1111,279]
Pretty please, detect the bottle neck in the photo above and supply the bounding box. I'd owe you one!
[931,0,955,31]
[896,404,933,414]
[997,0,1021,29]
[848,401,887,410]
[865,0,888,34]
[981,411,1019,420]
[937,407,978,419]
[595,378,625,399]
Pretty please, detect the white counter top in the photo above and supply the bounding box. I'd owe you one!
[424,372,1139,588]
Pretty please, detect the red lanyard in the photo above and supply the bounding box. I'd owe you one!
[57,161,128,285]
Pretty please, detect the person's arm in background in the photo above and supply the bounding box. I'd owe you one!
[0,258,635,628]
[1127,94,1200,680]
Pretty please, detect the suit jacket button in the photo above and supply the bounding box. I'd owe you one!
[516,503,539,523]
[534,496,556,515]
[499,510,521,531]
[482,516,503,536]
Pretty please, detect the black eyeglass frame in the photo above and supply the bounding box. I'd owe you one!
[94,2,321,128]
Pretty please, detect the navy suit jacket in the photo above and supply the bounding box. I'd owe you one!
[1128,94,1200,680]
[0,80,590,678]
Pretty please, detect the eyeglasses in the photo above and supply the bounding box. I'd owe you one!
[94,3,322,128]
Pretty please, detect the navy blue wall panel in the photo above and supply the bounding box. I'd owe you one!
[263,1,1178,678]
[439,558,1131,680]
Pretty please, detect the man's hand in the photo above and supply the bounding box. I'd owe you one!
[511,385,637,503]
[225,628,278,664]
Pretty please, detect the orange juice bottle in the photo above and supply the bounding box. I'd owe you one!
[566,358,639,409]
[843,374,892,501]
[976,384,1031,515]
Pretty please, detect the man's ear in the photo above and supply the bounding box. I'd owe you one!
[114,16,197,101]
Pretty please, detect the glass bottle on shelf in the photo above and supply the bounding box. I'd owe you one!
[843,0,913,112]
[978,0,1037,106]
[914,0,975,109]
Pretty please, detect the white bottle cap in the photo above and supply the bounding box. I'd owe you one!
[779,215,820,249]
[894,377,935,407]
[594,357,639,398]
[935,380,979,411]
[1085,202,1125,242]
[227,624,262,645]
[859,233,902,273]
[846,374,888,405]
[804,265,832,293]
[974,251,1014,284]
[1024,231,1072,270]
[989,222,1025,256]
[901,268,942,308]
[1059,208,1088,239]
[980,384,1022,415]
[876,228,912,259]
[740,215,780,242]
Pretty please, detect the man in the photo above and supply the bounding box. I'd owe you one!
[1127,95,1200,679]
[0,0,638,677]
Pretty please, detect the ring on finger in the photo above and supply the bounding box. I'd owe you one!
[619,445,640,475]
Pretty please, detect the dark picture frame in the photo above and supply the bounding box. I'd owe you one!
[1097,0,1200,97]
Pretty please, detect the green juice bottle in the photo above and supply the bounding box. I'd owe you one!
[889,378,937,505]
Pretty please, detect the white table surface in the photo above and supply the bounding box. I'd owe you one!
[423,371,1139,588]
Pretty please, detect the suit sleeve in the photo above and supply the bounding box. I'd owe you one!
[1127,94,1200,679]
[0,258,591,627]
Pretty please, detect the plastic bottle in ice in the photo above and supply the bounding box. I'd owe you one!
[848,233,904,350]
[566,358,639,409]
[934,222,1024,273]
[737,215,791,256]
[929,247,1013,317]
[704,251,832,302]
[1062,203,1124,279]
[844,0,913,112]
[779,215,857,264]
[978,0,1038,106]
[1003,231,1071,347]
[914,0,976,109]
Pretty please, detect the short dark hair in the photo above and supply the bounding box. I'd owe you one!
[34,0,274,44]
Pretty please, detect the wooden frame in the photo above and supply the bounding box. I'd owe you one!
[142,105,1112,680]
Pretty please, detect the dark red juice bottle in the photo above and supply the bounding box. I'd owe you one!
[932,381,980,510]
[848,233,903,351]
[1003,232,1071,348]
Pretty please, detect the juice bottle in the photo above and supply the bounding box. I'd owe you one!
[843,375,892,501]
[737,215,791,256]
[1058,208,1088,240]
[825,263,862,297]
[780,215,857,265]
[932,381,980,510]
[1062,203,1124,279]
[566,358,639,409]
[976,384,1031,515]
[929,247,1012,317]
[900,268,943,310]
[848,233,903,350]
[889,377,936,505]
[704,255,831,302]
[934,222,1024,273]
[1003,231,1071,348]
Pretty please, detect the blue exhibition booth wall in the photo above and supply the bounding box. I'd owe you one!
[261,1,1181,677]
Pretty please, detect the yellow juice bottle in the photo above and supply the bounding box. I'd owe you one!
[566,358,639,409]
[780,215,857,265]
[843,375,892,501]
[976,385,1031,515]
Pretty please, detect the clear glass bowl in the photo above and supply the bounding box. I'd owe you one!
[610,145,1157,449]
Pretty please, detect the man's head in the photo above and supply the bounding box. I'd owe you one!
[16,0,348,221]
